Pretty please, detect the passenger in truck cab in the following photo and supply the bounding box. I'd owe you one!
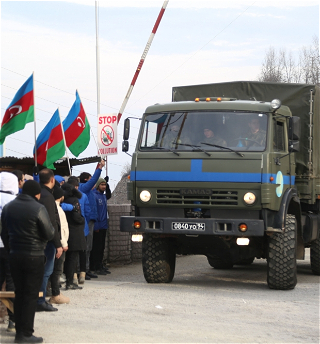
[200,127,227,147]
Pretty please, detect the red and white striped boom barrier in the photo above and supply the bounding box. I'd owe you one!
[117,0,169,123]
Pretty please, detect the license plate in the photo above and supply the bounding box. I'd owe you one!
[172,222,205,231]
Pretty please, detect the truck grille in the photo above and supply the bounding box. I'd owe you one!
[156,189,238,206]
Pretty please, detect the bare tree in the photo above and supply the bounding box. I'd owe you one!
[121,162,131,178]
[258,36,319,85]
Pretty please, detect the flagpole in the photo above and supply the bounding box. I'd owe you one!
[95,0,106,173]
[58,108,71,176]
[33,71,38,166]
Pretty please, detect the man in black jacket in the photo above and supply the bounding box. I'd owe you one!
[1,180,54,344]
[36,168,63,312]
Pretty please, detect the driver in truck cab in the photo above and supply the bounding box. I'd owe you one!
[242,116,266,147]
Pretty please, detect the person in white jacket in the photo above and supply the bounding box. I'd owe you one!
[48,185,70,305]
[0,172,19,332]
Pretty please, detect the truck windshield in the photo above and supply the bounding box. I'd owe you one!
[140,111,268,152]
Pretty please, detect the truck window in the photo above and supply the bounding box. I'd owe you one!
[273,120,285,152]
[139,112,268,152]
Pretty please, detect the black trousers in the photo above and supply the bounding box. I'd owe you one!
[64,250,79,285]
[90,230,106,271]
[79,250,86,272]
[49,251,65,296]
[9,254,45,337]
[0,248,15,322]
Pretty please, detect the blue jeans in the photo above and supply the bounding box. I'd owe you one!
[37,241,56,304]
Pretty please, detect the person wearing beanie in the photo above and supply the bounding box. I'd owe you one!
[1,180,54,344]
[78,160,105,279]
[48,185,70,305]
[54,175,65,186]
[90,178,110,275]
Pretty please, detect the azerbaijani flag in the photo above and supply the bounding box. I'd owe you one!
[63,90,90,157]
[34,109,65,169]
[0,74,34,144]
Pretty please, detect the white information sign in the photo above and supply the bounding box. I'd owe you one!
[97,114,118,156]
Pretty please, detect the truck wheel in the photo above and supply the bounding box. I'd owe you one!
[310,238,320,275]
[142,235,176,283]
[207,257,233,269]
[267,214,297,290]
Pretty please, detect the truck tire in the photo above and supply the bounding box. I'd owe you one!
[142,235,176,283]
[267,214,297,290]
[207,257,233,269]
[310,238,320,275]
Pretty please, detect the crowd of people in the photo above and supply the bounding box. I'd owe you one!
[0,159,111,343]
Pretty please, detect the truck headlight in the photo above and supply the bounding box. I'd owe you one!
[140,190,151,202]
[243,192,256,205]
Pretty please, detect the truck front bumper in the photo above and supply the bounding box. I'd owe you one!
[120,216,265,236]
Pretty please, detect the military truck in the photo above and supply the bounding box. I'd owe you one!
[121,81,320,290]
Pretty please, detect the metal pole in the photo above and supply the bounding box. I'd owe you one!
[95,1,106,174]
[33,72,38,166]
[117,0,169,124]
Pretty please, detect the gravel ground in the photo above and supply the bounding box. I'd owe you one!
[0,250,319,344]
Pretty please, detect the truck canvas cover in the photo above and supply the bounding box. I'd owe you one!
[172,81,320,177]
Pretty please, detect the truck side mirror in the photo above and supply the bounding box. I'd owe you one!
[122,140,129,152]
[123,118,130,140]
[288,116,300,141]
[289,140,300,153]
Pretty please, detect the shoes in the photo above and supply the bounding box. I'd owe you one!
[66,283,82,290]
[7,320,15,332]
[78,272,86,284]
[15,334,43,343]
[95,269,111,275]
[73,273,78,285]
[85,274,91,280]
[102,266,110,272]
[60,274,66,283]
[36,301,58,312]
[49,293,70,304]
[86,271,98,278]
[46,287,52,297]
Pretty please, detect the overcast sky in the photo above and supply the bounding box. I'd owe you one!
[1,0,319,189]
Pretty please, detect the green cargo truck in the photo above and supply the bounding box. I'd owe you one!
[121,81,320,290]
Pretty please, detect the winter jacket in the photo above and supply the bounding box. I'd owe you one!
[61,183,86,251]
[93,189,108,231]
[0,172,18,247]
[39,184,61,249]
[56,201,69,248]
[1,194,54,256]
[79,191,91,236]
[78,168,102,222]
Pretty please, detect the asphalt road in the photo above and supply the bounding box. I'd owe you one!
[0,249,319,343]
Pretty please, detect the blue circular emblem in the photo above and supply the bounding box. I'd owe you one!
[276,171,283,197]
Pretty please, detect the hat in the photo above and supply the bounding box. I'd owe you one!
[53,185,65,200]
[95,178,106,189]
[22,180,41,198]
[55,175,65,183]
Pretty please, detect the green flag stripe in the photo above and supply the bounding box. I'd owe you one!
[42,140,65,168]
[68,118,90,157]
[0,106,34,144]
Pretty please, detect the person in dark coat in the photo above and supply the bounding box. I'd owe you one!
[1,180,54,344]
[36,168,62,312]
[61,182,86,290]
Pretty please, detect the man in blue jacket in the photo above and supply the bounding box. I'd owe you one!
[78,160,105,278]
[90,177,110,275]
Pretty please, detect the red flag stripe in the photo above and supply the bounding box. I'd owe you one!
[64,102,86,146]
[2,91,34,126]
